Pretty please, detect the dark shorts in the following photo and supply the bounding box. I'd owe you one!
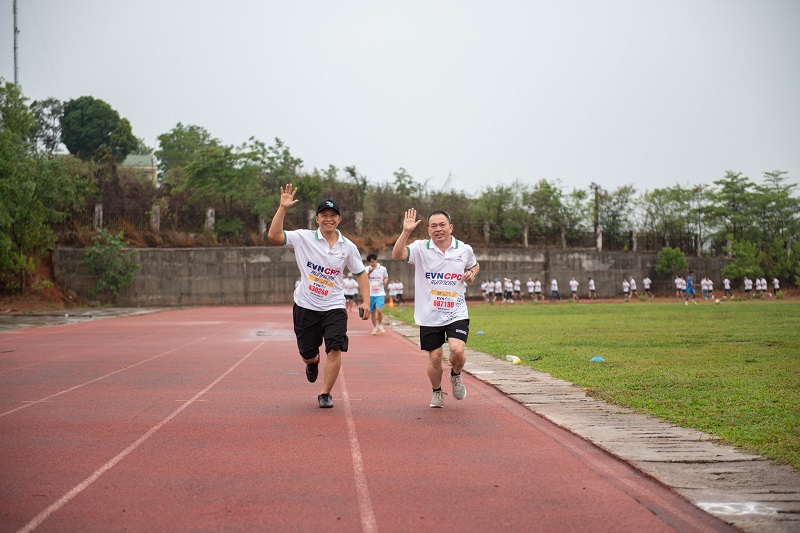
[345,294,356,301]
[292,304,349,360]
[419,319,470,352]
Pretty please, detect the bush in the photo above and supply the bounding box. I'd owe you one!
[83,229,140,297]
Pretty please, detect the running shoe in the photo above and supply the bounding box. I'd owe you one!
[430,389,447,408]
[318,393,333,408]
[450,372,466,400]
[371,326,378,335]
[306,361,319,383]
[378,325,386,334]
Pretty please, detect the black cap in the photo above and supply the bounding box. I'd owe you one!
[316,199,340,215]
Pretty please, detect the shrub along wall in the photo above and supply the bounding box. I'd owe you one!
[53,246,728,306]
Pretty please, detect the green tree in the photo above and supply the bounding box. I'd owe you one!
[705,171,755,243]
[0,80,84,293]
[721,239,764,281]
[61,96,138,161]
[29,97,63,154]
[655,247,687,277]
[523,179,565,246]
[155,123,219,184]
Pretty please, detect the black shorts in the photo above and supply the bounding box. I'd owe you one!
[344,294,356,301]
[419,319,470,352]
[292,304,348,360]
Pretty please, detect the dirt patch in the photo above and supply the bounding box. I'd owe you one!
[0,259,83,314]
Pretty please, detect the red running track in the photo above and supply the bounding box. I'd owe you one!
[0,306,734,532]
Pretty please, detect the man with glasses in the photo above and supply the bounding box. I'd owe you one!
[392,208,480,408]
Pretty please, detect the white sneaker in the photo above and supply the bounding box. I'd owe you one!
[371,326,378,335]
[450,372,466,400]
[430,389,447,408]
[378,325,386,334]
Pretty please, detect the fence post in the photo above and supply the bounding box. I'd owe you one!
[93,203,103,230]
[150,204,161,232]
[307,209,315,230]
[205,208,215,231]
[596,226,603,252]
[258,215,266,237]
[354,211,363,233]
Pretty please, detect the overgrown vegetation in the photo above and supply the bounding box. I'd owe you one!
[83,229,140,298]
[387,301,800,471]
[2,78,799,295]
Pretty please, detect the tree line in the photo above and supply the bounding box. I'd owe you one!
[2,79,799,294]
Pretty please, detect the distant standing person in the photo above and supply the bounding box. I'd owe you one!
[550,278,561,302]
[723,277,733,299]
[526,277,535,302]
[622,278,630,302]
[268,185,370,409]
[588,277,596,299]
[513,278,522,302]
[392,208,480,408]
[629,277,638,299]
[535,278,543,301]
[344,272,358,313]
[395,279,405,304]
[569,277,579,302]
[366,253,389,334]
[642,276,652,299]
[773,277,780,296]
[685,271,697,305]
[744,276,753,298]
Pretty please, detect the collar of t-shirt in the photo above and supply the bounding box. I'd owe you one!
[314,228,345,247]
[425,236,459,254]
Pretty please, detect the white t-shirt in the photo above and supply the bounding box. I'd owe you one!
[527,280,534,293]
[550,279,558,291]
[504,280,513,292]
[643,277,651,289]
[622,280,630,293]
[494,280,502,293]
[569,279,579,292]
[744,278,753,290]
[588,279,595,291]
[629,279,637,291]
[773,278,780,289]
[388,281,397,297]
[535,280,542,293]
[723,278,731,290]
[514,279,521,292]
[707,279,714,290]
[405,237,477,327]
[366,263,389,296]
[396,281,404,294]
[343,276,359,296]
[284,229,365,312]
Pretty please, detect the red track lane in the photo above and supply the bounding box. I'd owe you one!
[0,306,734,532]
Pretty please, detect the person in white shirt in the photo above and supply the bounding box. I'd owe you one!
[513,278,522,302]
[628,277,638,299]
[494,278,502,304]
[588,277,596,299]
[504,278,514,303]
[526,277,535,302]
[343,272,359,313]
[706,278,714,300]
[268,186,370,409]
[622,278,630,302]
[365,253,389,334]
[744,276,753,297]
[761,277,771,298]
[550,278,561,302]
[773,277,780,297]
[392,208,479,408]
[723,277,733,299]
[534,278,542,301]
[675,276,682,300]
[395,279,405,304]
[700,277,709,299]
[642,277,652,299]
[569,277,579,301]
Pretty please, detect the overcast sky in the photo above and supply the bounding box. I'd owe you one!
[2,0,798,195]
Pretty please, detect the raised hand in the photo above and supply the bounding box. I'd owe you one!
[403,208,422,233]
[279,184,299,209]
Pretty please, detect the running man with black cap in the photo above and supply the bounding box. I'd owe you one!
[392,208,480,408]
[268,184,370,409]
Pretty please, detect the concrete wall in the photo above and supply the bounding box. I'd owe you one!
[53,246,728,306]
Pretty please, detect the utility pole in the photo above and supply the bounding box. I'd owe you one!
[13,0,19,85]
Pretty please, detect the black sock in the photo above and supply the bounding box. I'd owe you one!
[433,387,442,392]
[450,370,460,377]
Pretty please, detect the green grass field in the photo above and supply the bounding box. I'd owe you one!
[386,298,800,471]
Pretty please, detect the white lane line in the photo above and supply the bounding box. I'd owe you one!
[339,371,378,533]
[1,336,212,419]
[16,340,267,533]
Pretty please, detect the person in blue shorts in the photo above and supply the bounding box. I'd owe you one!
[685,270,697,305]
